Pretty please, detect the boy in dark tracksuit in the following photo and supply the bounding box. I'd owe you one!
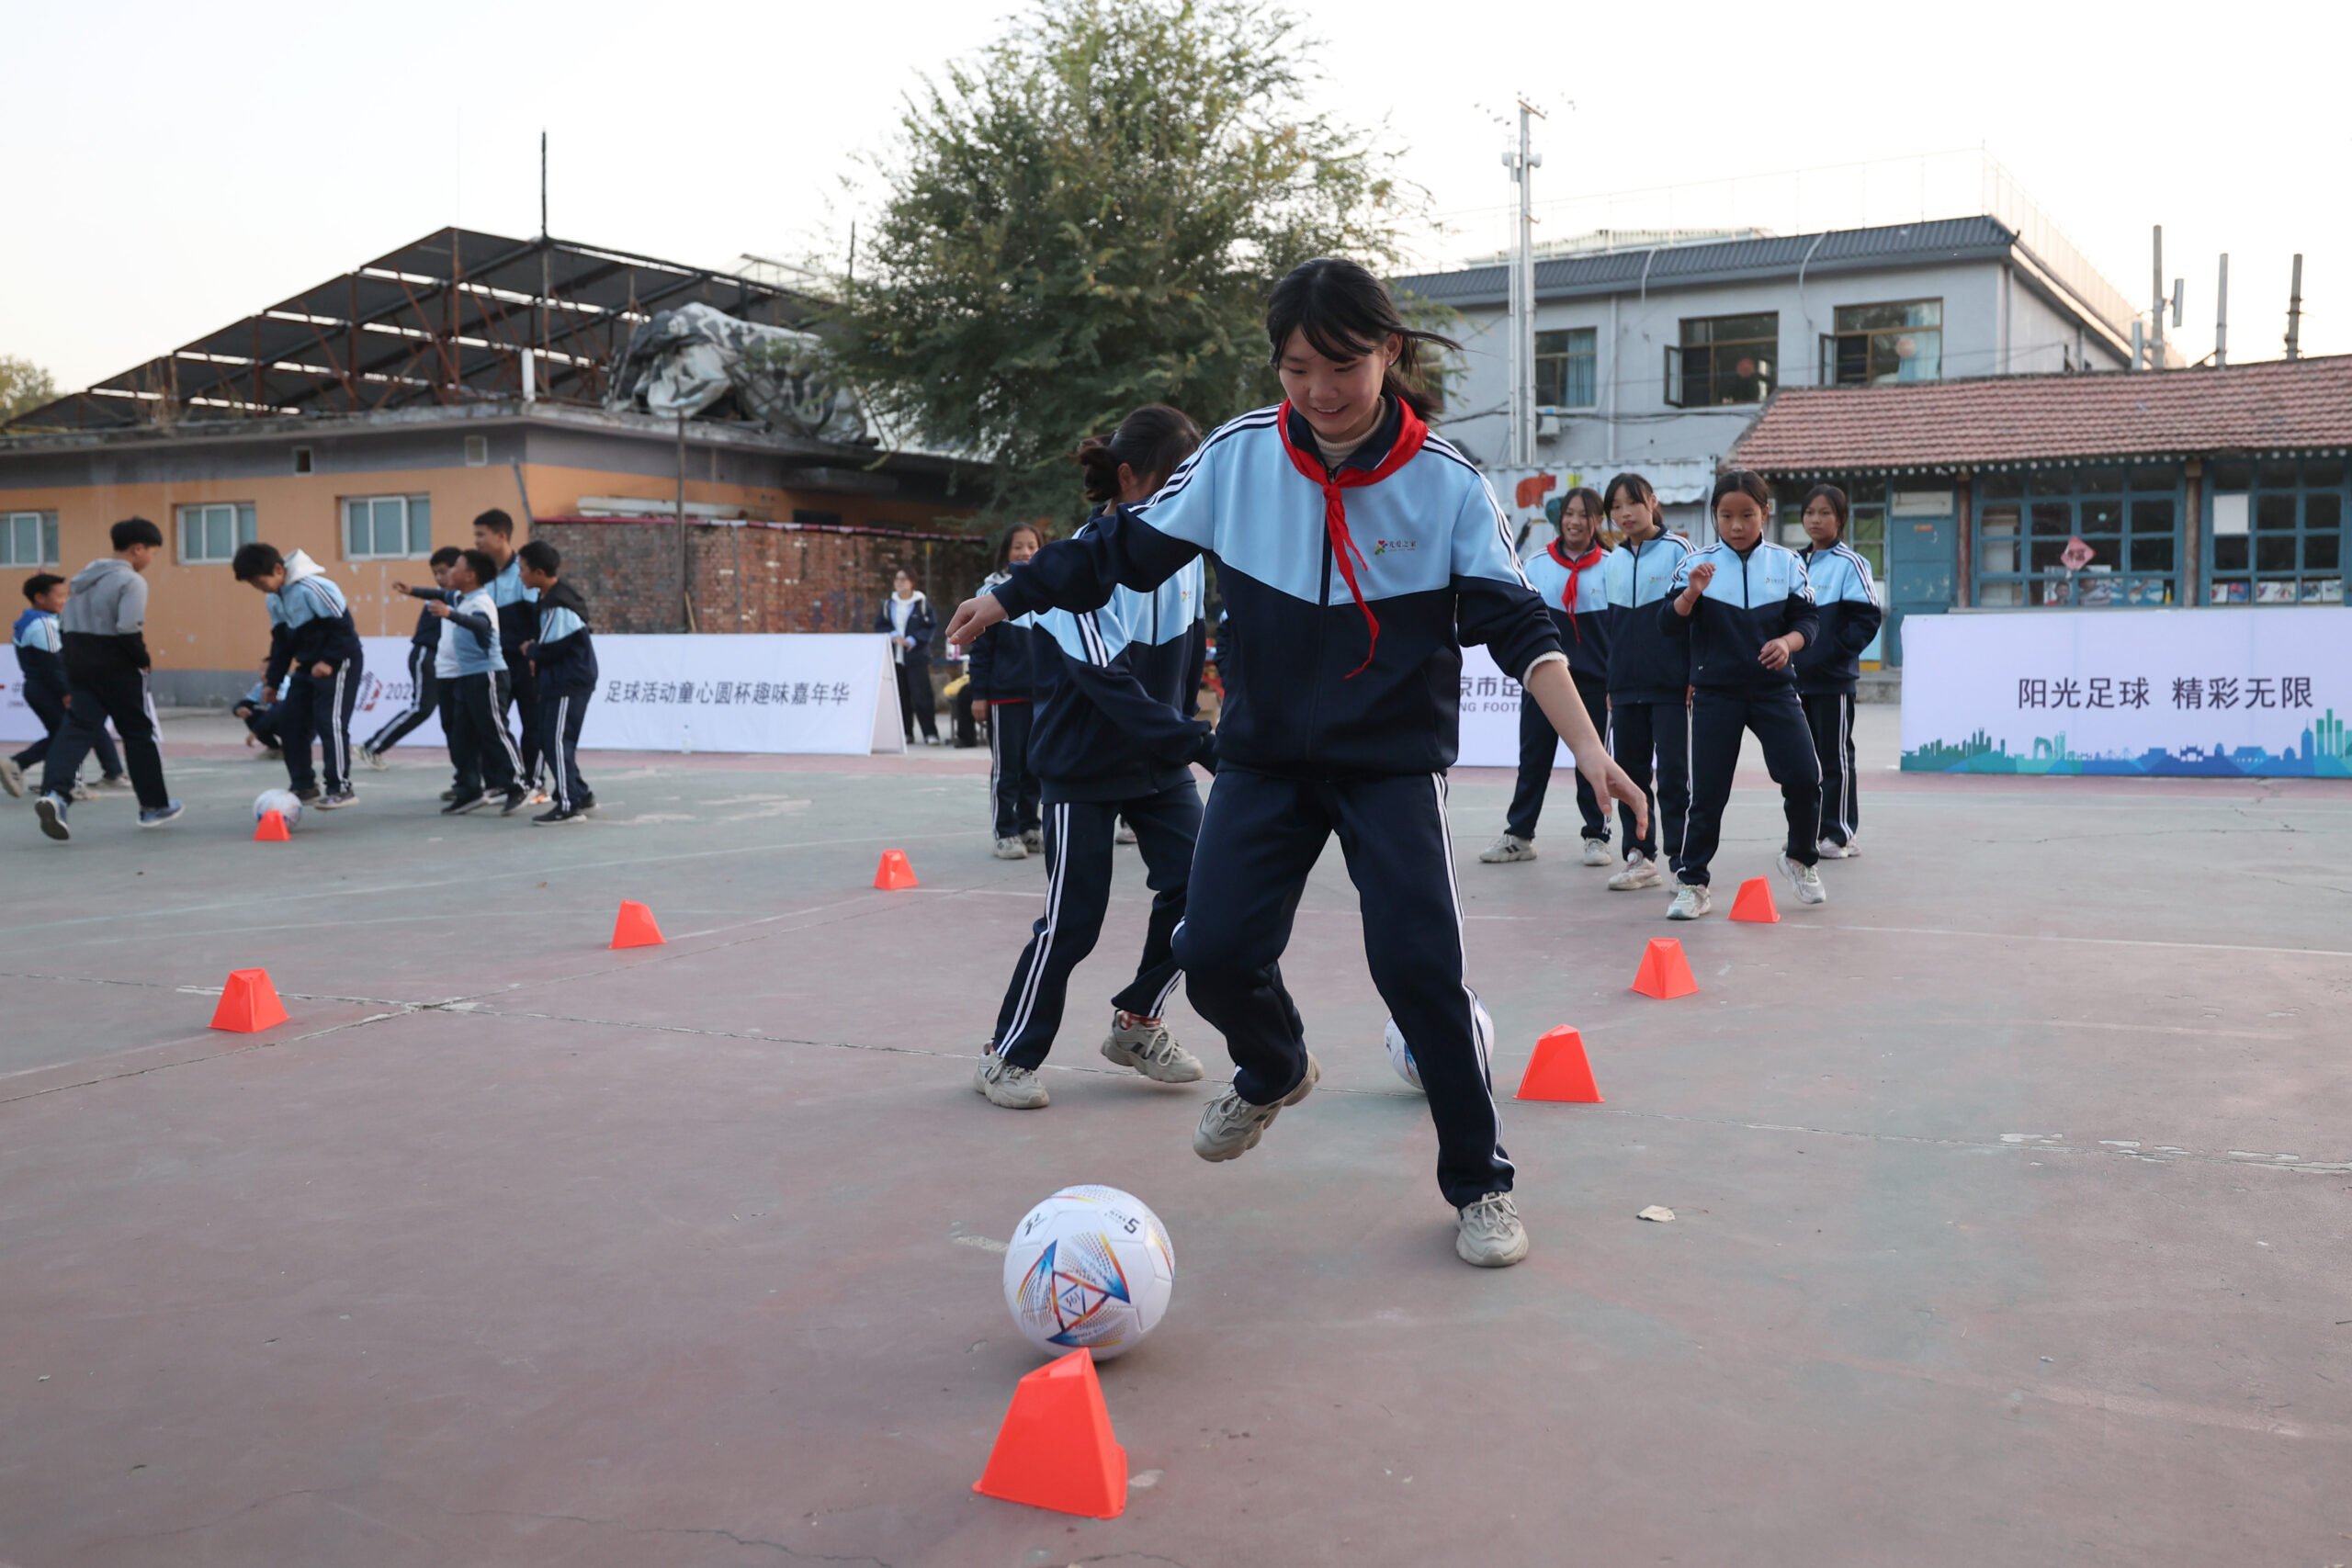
[475,510,543,795]
[1660,470,1824,919]
[1482,486,1611,864]
[235,544,365,807]
[966,561,1045,857]
[5,572,126,797]
[1792,487,1883,857]
[515,541,597,823]
[1599,490,1693,890]
[397,550,523,815]
[361,545,464,770]
[975,556,1218,1109]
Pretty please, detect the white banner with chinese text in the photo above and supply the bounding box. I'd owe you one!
[1454,645,1558,770]
[1901,607,2352,776]
[0,647,41,743]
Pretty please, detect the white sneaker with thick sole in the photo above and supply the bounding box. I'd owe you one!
[974,1055,1051,1109]
[1100,1015,1204,1082]
[0,758,21,797]
[1477,832,1537,863]
[1778,852,1828,905]
[1838,833,1860,856]
[1020,828,1044,852]
[1666,881,1713,920]
[1608,851,1663,891]
[360,743,389,772]
[1193,1053,1320,1162]
[1815,837,1850,859]
[1456,1192,1530,1268]
[1114,821,1137,845]
[1578,838,1611,867]
[991,837,1028,860]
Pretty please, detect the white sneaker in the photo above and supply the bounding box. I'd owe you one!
[1666,881,1713,920]
[974,1055,1050,1109]
[1100,1014,1204,1082]
[1193,1053,1319,1162]
[1608,852,1663,891]
[1478,832,1537,863]
[1455,1192,1530,1268]
[1114,821,1137,845]
[359,743,390,772]
[1578,838,1611,867]
[1020,828,1044,852]
[1839,832,1860,856]
[0,758,21,797]
[1778,852,1827,906]
[1815,837,1850,859]
[991,836,1028,860]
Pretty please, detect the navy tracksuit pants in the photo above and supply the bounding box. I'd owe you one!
[1609,697,1690,867]
[278,656,362,794]
[1803,690,1859,847]
[990,779,1202,1069]
[1677,687,1823,886]
[364,644,441,754]
[537,686,592,810]
[446,671,521,796]
[1173,768,1511,1209]
[987,702,1042,840]
[1504,670,1609,843]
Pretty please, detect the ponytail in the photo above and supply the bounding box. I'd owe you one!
[1075,404,1203,504]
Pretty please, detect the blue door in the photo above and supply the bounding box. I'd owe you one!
[1884,511,1957,666]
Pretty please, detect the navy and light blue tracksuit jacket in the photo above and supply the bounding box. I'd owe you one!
[263,554,363,685]
[12,607,63,692]
[1021,537,1215,801]
[1792,544,1883,695]
[489,554,540,660]
[965,570,1041,704]
[1661,539,1820,693]
[526,581,598,696]
[1521,540,1611,682]
[991,401,1561,777]
[1601,532,1694,703]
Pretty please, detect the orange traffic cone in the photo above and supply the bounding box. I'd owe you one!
[1514,1025,1603,1102]
[610,899,665,949]
[1630,937,1700,999]
[1728,876,1780,923]
[209,968,289,1032]
[973,1348,1127,1519]
[253,809,291,842]
[874,850,920,891]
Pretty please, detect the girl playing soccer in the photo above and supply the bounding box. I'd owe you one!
[946,259,1647,1269]
[1479,485,1613,866]
[1790,484,1883,857]
[1660,469,1825,918]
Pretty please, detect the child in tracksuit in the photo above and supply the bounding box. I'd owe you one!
[232,671,285,755]
[232,544,366,808]
[1661,469,1825,918]
[4,572,129,799]
[950,259,1644,1269]
[1482,485,1612,865]
[475,510,544,797]
[1598,471,1693,892]
[360,545,464,771]
[515,541,596,823]
[396,549,523,815]
[966,523,1046,859]
[974,408,1220,1111]
[1792,484,1883,858]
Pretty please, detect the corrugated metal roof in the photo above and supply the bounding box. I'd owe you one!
[1396,216,2018,307]
[1728,355,2352,473]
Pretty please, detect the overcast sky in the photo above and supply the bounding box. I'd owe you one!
[5,0,2340,391]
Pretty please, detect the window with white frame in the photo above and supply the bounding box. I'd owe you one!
[343,493,434,560]
[177,502,257,564]
[2,511,61,567]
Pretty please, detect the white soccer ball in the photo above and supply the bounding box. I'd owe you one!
[1002,1184,1175,1361]
[1384,999,1496,1092]
[254,788,303,830]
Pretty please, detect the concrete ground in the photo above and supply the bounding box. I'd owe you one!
[2,705,2347,1567]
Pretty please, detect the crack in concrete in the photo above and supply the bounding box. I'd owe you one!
[452,1509,901,1563]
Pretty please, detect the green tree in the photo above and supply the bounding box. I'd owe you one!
[1,356,58,427]
[827,0,1419,523]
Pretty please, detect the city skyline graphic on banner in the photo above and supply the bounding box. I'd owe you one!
[1904,710,2352,776]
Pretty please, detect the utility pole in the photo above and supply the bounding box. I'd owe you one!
[2149,225,2165,370]
[539,130,548,239]
[1500,99,1546,467]
[2214,254,2229,368]
[2286,254,2304,359]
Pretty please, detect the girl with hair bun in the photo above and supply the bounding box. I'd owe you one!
[946,257,1647,1270]
[971,404,1220,1113]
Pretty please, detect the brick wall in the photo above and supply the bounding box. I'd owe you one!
[535,519,995,638]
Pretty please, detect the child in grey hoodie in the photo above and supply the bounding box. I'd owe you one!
[34,518,184,840]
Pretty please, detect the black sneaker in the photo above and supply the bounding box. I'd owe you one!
[498,786,530,817]
[532,805,585,825]
[576,792,596,812]
[443,789,497,816]
[294,784,322,804]
[314,784,358,810]
[438,786,461,803]
[34,793,70,841]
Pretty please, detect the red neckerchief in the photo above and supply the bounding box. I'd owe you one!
[1546,539,1605,638]
[1273,399,1429,678]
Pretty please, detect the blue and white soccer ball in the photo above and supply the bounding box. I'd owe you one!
[253,788,303,830]
[1383,999,1496,1093]
[1002,1184,1175,1361]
